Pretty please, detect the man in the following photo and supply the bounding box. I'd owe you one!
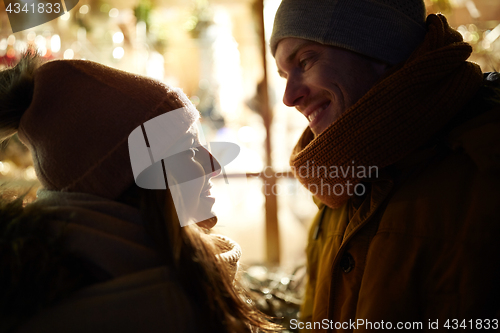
[271,0,500,332]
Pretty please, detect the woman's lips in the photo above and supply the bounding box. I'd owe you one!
[201,181,214,198]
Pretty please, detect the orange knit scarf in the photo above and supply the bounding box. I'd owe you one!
[290,14,484,209]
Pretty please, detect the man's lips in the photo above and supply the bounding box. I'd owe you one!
[302,101,331,123]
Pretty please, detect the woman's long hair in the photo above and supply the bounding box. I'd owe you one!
[118,184,281,332]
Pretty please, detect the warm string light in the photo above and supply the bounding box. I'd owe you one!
[79,5,89,14]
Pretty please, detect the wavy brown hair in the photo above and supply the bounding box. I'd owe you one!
[118,184,282,332]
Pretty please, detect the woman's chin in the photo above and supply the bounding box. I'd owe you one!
[196,216,218,229]
[190,196,217,228]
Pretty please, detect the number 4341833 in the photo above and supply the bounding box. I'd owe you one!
[444,319,498,330]
[5,2,61,14]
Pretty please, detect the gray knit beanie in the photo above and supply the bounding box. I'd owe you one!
[270,0,427,65]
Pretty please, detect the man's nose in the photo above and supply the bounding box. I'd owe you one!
[283,78,308,107]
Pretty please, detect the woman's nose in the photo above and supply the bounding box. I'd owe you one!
[198,146,221,178]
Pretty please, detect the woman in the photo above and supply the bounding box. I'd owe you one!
[0,50,279,332]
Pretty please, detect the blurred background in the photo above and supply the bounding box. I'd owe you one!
[1,0,499,272]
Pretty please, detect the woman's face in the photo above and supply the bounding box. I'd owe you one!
[164,124,221,228]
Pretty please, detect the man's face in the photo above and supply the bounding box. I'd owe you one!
[275,38,389,136]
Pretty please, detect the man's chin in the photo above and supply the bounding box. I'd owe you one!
[311,112,344,137]
[311,124,327,137]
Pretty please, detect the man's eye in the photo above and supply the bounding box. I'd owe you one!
[299,51,318,70]
[299,59,308,68]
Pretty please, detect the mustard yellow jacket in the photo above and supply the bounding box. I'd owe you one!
[299,90,500,332]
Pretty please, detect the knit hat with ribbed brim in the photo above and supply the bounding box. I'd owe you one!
[15,59,199,199]
[270,0,427,65]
